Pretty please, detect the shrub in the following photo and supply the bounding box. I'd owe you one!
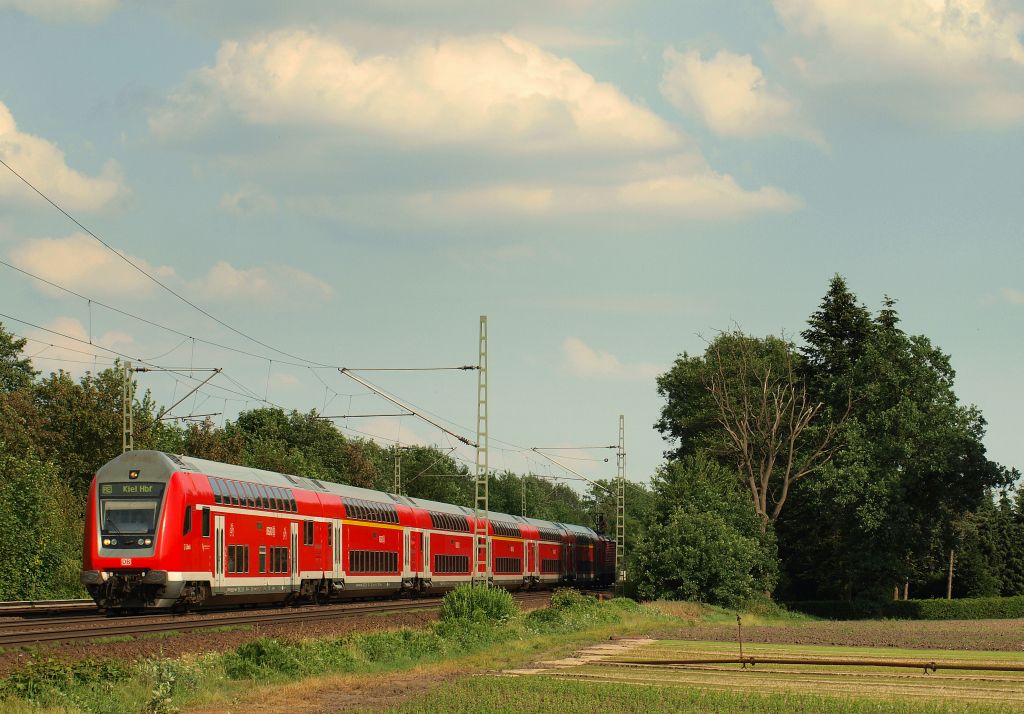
[633,508,778,607]
[439,584,518,623]
[223,638,301,679]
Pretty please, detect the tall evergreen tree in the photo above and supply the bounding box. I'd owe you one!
[799,274,873,413]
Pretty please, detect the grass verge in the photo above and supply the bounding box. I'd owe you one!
[0,588,653,714]
[387,675,1018,714]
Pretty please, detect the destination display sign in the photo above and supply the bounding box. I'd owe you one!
[99,482,164,498]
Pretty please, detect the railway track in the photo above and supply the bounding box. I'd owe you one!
[0,599,95,616]
[0,591,557,648]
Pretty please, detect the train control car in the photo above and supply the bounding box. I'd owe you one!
[81,451,614,610]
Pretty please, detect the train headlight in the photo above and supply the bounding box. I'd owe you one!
[110,538,118,545]
[144,538,152,546]
[102,538,111,546]
[137,538,145,546]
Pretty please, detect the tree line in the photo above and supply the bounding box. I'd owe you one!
[632,275,1022,605]
[0,326,654,599]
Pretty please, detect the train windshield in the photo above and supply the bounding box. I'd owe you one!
[101,499,159,534]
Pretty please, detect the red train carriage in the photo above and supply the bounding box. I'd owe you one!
[81,451,610,610]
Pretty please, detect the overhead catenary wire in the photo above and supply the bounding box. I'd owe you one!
[0,156,333,369]
[0,258,320,369]
[339,368,476,447]
[4,260,616,490]
[0,158,610,477]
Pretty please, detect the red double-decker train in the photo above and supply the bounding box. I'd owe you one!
[81,451,616,610]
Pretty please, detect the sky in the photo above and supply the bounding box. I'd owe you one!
[0,0,1022,491]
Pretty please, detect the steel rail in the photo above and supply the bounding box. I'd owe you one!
[0,599,94,616]
[0,592,557,647]
[603,657,1024,673]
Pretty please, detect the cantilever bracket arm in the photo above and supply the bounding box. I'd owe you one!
[338,368,476,447]
[158,368,223,421]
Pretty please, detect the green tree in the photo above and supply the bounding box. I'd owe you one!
[0,448,83,599]
[0,322,37,393]
[632,456,778,605]
[657,330,844,528]
[778,279,1010,599]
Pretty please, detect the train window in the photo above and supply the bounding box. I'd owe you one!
[268,487,279,511]
[259,546,266,573]
[288,492,297,512]
[210,478,222,505]
[224,480,238,506]
[227,545,236,573]
[303,520,313,546]
[327,525,332,546]
[275,487,285,511]
[238,482,250,507]
[258,485,269,509]
[243,483,256,508]
[182,506,192,535]
[202,507,210,537]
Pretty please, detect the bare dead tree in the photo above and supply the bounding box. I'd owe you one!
[703,332,848,529]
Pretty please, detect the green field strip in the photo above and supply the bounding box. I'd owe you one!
[639,639,1024,664]
[595,662,1024,685]
[580,662,1024,689]
[541,669,1024,704]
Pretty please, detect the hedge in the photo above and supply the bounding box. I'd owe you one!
[787,595,1024,620]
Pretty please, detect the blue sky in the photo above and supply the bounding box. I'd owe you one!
[1,0,1021,488]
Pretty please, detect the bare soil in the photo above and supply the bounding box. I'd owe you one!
[652,617,1024,652]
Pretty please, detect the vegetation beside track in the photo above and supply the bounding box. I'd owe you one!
[6,590,1020,713]
[0,587,650,713]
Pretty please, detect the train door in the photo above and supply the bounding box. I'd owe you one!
[290,522,299,591]
[403,529,411,579]
[332,519,343,580]
[531,541,539,576]
[408,530,422,579]
[423,533,431,578]
[214,515,225,590]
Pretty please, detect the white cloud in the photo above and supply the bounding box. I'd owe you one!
[26,316,132,377]
[556,294,707,315]
[410,154,801,220]
[562,336,661,380]
[1001,287,1024,304]
[495,243,536,260]
[0,0,117,23]
[350,417,436,448]
[151,30,679,150]
[190,261,334,303]
[219,185,277,216]
[661,48,819,142]
[9,234,333,304]
[775,0,1024,125]
[9,233,176,298]
[0,101,125,211]
[514,25,623,50]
